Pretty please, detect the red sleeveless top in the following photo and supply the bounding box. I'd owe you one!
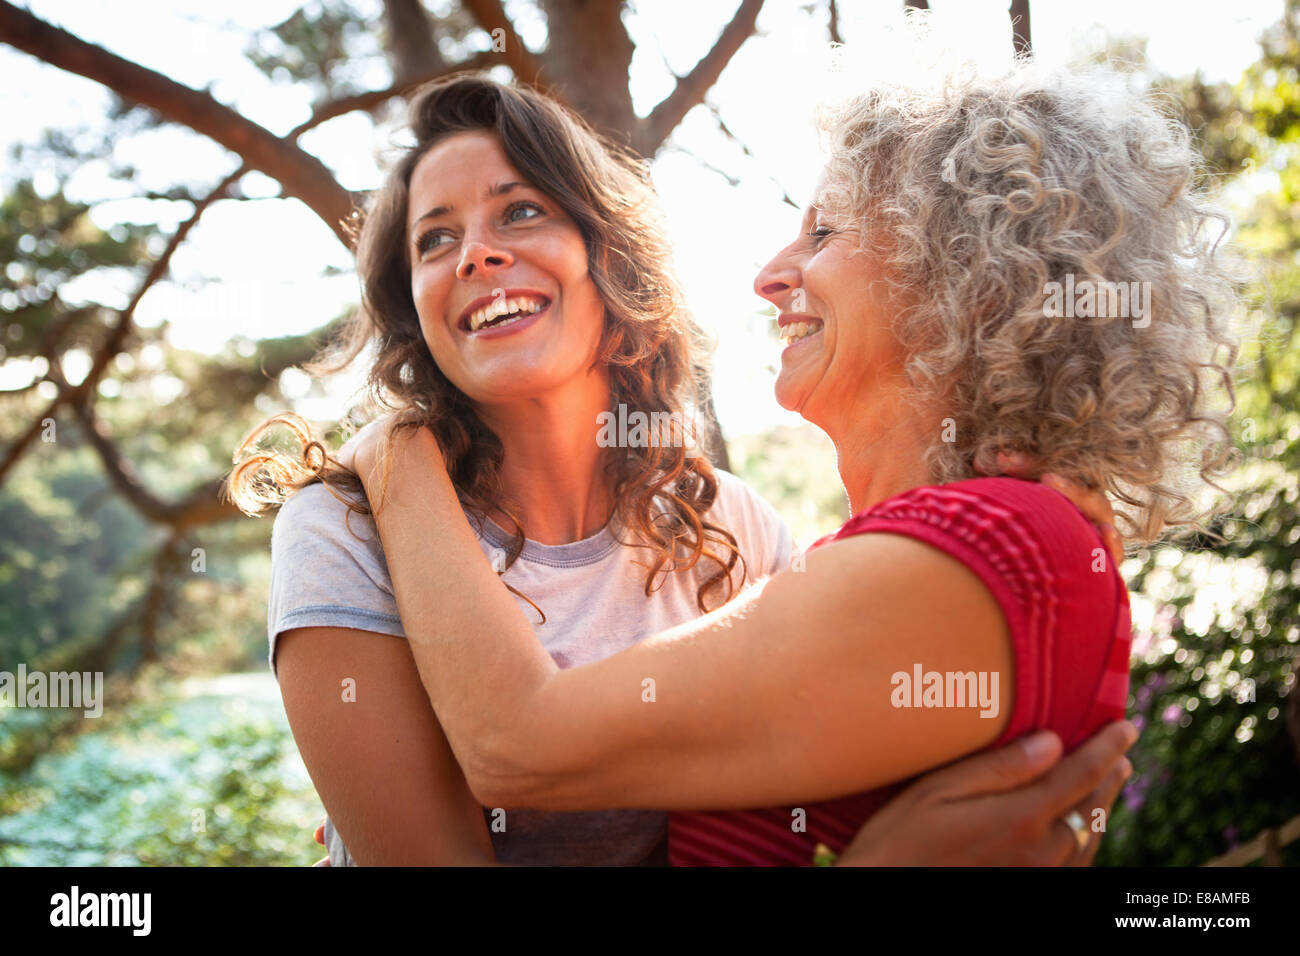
[668,477,1133,866]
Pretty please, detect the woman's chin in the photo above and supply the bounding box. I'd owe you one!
[453,360,586,407]
[773,371,809,416]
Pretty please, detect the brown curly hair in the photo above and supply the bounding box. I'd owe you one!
[227,73,744,613]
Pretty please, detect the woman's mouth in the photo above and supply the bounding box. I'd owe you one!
[779,318,824,349]
[459,293,552,337]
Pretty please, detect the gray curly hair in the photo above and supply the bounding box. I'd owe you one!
[816,61,1241,545]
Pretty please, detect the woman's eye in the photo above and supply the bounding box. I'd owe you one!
[416,230,452,254]
[506,202,543,223]
[808,226,834,245]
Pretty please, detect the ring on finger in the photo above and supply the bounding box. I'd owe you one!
[1060,810,1090,852]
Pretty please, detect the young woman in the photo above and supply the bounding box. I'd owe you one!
[336,62,1236,865]
[232,74,1134,866]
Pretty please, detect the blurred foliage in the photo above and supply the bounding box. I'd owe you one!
[0,445,149,664]
[243,0,387,106]
[0,145,332,848]
[0,180,152,356]
[0,0,386,865]
[0,686,319,866]
[0,174,329,677]
[1091,0,1300,865]
[730,423,847,547]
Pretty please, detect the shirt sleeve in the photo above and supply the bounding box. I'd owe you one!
[826,477,1130,751]
[266,482,406,677]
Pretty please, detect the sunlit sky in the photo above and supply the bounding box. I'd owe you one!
[2,0,1284,435]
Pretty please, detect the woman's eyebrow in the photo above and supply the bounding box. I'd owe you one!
[488,180,528,197]
[409,182,533,236]
[411,205,451,234]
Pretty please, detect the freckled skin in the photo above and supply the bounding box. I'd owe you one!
[406,131,609,408]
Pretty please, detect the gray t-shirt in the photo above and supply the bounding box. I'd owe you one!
[267,469,794,866]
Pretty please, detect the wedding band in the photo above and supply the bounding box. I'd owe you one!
[1061,810,1090,851]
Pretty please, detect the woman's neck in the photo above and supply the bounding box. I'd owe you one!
[830,398,940,517]
[473,381,615,545]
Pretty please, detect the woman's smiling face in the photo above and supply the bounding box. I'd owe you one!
[752,173,914,435]
[405,130,608,405]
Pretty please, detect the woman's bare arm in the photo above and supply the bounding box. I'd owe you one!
[276,625,496,865]
[357,427,1014,814]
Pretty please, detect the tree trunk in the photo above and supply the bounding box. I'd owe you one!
[383,0,447,81]
[1009,0,1031,57]
[539,0,638,145]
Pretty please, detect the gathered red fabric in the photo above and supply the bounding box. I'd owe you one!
[668,477,1133,866]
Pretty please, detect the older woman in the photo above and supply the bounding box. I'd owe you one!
[340,61,1235,865]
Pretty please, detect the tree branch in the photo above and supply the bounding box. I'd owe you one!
[0,164,243,488]
[287,51,494,139]
[705,102,800,208]
[91,163,247,395]
[0,1,355,245]
[69,398,241,530]
[140,531,185,661]
[828,0,843,45]
[669,142,740,187]
[0,399,59,483]
[0,610,138,778]
[461,0,547,85]
[67,398,176,524]
[638,0,765,155]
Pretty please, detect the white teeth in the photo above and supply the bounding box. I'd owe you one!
[467,296,545,331]
[780,319,824,345]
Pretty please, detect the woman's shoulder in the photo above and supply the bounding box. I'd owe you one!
[837,476,1101,560]
[706,468,795,573]
[868,474,1072,513]
[272,481,378,555]
[825,475,1124,653]
[828,476,1130,749]
[709,467,776,514]
[265,480,406,670]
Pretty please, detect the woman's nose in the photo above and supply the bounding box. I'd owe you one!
[457,240,513,280]
[753,255,801,308]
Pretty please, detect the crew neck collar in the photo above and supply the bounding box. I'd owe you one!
[474,511,623,568]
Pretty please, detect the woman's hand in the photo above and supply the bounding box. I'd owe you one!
[980,451,1124,568]
[336,416,446,512]
[834,720,1137,866]
[335,415,394,490]
[313,818,329,867]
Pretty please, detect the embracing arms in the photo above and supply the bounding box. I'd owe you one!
[351,426,1018,813]
[275,421,1135,863]
[275,610,1134,866]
